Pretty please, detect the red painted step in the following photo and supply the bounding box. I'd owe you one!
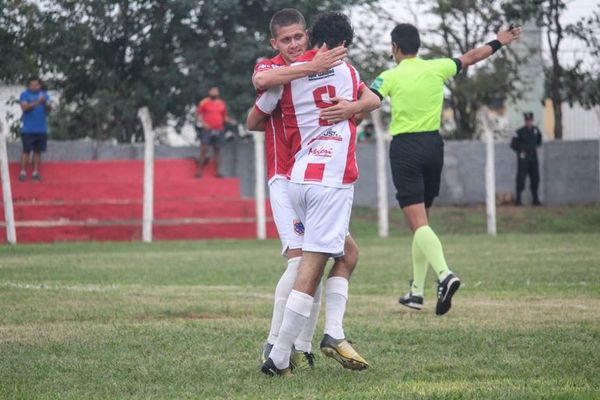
[8,159,214,182]
[9,179,241,202]
[0,220,278,242]
[0,159,277,243]
[0,199,273,221]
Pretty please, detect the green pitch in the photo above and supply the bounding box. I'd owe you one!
[1,209,599,399]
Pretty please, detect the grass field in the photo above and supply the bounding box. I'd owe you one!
[1,206,599,399]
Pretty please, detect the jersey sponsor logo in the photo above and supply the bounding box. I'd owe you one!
[370,77,383,90]
[308,128,343,145]
[308,147,333,158]
[293,219,305,236]
[308,69,335,81]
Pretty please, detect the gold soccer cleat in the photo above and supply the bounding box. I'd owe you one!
[320,334,369,371]
[290,350,315,370]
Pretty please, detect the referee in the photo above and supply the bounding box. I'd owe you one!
[368,24,521,315]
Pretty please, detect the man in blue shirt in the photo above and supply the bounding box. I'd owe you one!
[19,77,52,181]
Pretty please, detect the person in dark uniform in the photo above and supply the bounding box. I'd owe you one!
[511,112,542,206]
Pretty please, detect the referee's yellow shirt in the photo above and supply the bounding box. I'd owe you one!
[370,57,458,135]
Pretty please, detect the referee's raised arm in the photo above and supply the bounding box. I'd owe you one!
[457,26,522,69]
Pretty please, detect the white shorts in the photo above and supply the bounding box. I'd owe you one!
[287,182,354,257]
[269,179,304,255]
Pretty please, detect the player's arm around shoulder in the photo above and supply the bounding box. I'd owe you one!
[319,86,381,125]
[252,45,347,91]
[319,63,381,125]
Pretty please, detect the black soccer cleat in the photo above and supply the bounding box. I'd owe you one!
[436,273,461,316]
[398,291,424,310]
[260,357,293,377]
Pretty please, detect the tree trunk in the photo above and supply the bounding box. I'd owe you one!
[552,93,563,140]
[549,57,563,140]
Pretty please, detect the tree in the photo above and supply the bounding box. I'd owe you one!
[503,1,600,140]
[425,0,521,139]
[0,0,42,82]
[31,0,371,142]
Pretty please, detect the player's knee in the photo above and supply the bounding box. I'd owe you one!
[346,246,359,268]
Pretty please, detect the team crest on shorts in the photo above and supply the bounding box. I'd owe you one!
[293,219,305,236]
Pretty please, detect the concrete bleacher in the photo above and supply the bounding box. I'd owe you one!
[0,159,277,243]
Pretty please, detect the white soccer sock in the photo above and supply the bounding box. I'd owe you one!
[270,290,314,369]
[324,277,349,340]
[294,280,322,353]
[267,257,300,344]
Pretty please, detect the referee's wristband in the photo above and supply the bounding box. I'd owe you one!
[486,39,502,54]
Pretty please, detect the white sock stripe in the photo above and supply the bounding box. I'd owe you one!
[287,256,302,266]
[286,290,314,318]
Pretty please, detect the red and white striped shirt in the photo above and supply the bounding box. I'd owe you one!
[253,55,289,183]
[255,50,362,188]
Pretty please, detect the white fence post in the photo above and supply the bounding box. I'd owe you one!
[0,119,16,244]
[481,109,497,236]
[253,130,266,240]
[138,107,154,243]
[371,109,389,238]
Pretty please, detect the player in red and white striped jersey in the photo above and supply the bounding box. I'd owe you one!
[248,10,350,372]
[255,55,364,188]
[250,11,381,376]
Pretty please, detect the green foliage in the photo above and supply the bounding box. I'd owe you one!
[0,0,42,82]
[6,0,365,142]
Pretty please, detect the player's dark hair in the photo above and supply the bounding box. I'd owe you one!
[27,76,41,84]
[310,11,354,49]
[391,23,420,55]
[269,8,306,38]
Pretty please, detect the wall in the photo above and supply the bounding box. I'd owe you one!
[7,138,600,206]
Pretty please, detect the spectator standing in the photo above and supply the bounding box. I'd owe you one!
[195,87,236,178]
[511,112,543,206]
[19,77,52,181]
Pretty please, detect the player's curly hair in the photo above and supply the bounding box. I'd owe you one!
[309,11,354,49]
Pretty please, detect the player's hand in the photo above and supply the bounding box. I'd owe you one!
[497,26,522,45]
[309,44,347,73]
[319,97,357,124]
[38,95,46,103]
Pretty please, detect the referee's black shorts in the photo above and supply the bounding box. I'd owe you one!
[389,131,444,209]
